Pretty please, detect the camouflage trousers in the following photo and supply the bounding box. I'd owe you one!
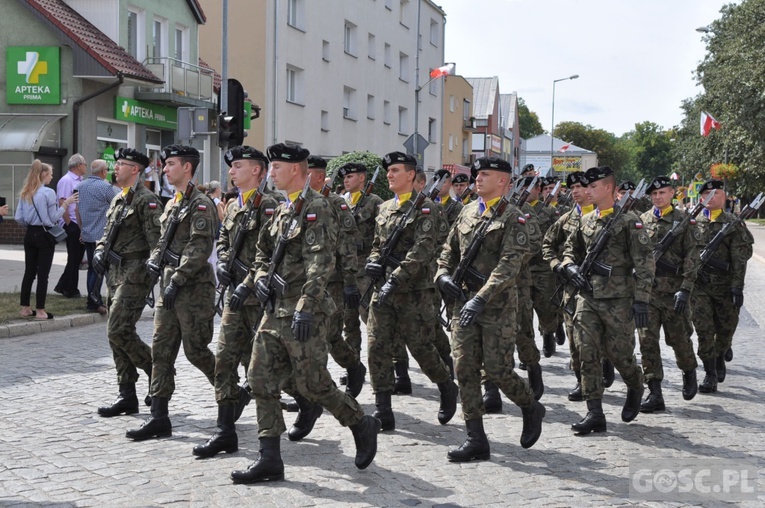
[530,268,562,335]
[452,293,534,421]
[213,301,262,406]
[247,311,364,438]
[327,281,361,369]
[638,290,698,382]
[574,295,643,400]
[516,284,541,366]
[343,272,372,354]
[563,294,580,372]
[150,282,216,399]
[692,283,739,361]
[392,288,451,364]
[367,289,450,393]
[106,281,153,384]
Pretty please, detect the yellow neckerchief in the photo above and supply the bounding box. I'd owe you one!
[285,190,302,208]
[462,195,471,204]
[528,199,540,207]
[704,208,723,221]
[653,204,673,218]
[351,191,363,205]
[551,200,558,207]
[577,204,594,216]
[121,187,130,197]
[479,196,501,217]
[241,188,256,206]
[437,195,450,205]
[597,207,614,218]
[174,191,183,203]
[396,192,412,207]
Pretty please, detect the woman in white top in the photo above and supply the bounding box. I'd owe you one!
[15,160,78,319]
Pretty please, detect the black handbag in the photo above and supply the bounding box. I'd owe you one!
[31,199,68,244]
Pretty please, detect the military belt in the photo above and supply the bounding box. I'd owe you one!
[119,250,150,261]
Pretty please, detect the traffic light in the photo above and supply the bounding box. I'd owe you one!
[217,78,247,148]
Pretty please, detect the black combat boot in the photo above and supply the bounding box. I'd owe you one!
[234,383,251,422]
[98,382,139,417]
[682,369,698,400]
[542,333,556,358]
[640,379,665,413]
[527,363,544,401]
[125,396,172,441]
[725,347,733,362]
[602,358,615,388]
[230,437,284,484]
[193,405,238,457]
[437,381,458,425]
[373,392,395,431]
[447,418,490,462]
[571,398,607,435]
[568,371,583,402]
[345,362,367,398]
[520,401,546,449]
[699,359,718,393]
[349,415,381,469]
[482,380,502,414]
[622,384,644,422]
[287,395,323,441]
[393,360,412,395]
[716,354,727,383]
[555,322,566,345]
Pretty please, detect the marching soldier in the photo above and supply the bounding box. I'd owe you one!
[228,143,379,484]
[618,180,652,213]
[434,169,463,227]
[561,166,652,434]
[94,148,161,417]
[521,163,536,177]
[692,180,754,393]
[365,151,458,432]
[192,146,279,458]
[126,145,218,441]
[637,176,700,412]
[452,173,473,204]
[436,156,545,462]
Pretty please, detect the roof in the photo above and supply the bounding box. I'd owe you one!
[186,0,206,24]
[21,0,163,84]
[499,93,517,130]
[466,77,499,120]
[524,134,595,154]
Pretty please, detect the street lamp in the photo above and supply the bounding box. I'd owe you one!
[550,74,579,173]
[696,26,711,33]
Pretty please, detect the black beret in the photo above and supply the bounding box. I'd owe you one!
[701,179,724,192]
[382,151,417,169]
[542,176,560,187]
[224,146,268,167]
[566,171,586,188]
[160,144,199,163]
[618,180,636,191]
[435,169,451,180]
[267,143,310,163]
[452,173,469,184]
[521,163,535,174]
[115,148,150,168]
[338,162,367,178]
[518,175,542,188]
[471,156,513,178]
[649,176,673,191]
[583,166,614,185]
[306,155,327,169]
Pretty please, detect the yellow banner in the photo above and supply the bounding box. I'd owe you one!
[552,156,582,172]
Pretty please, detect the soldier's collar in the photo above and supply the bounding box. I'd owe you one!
[703,208,723,221]
[528,199,539,207]
[478,196,501,217]
[241,188,257,205]
[121,187,130,197]
[396,192,412,206]
[351,191,362,205]
[286,190,302,207]
[578,204,594,215]
[436,195,450,205]
[597,207,614,218]
[653,205,673,218]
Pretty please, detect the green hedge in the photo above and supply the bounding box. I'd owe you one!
[326,151,392,201]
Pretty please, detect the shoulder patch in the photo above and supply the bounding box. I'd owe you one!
[306,213,317,222]
[690,219,697,225]
[265,208,275,216]
[305,229,317,245]
[148,202,158,209]
[638,232,649,245]
[516,231,527,245]
[635,222,644,229]
[153,215,161,227]
[421,218,433,232]
[340,203,349,211]
[343,215,354,229]
[198,204,207,211]
[692,227,702,241]
[421,207,431,215]
[518,216,526,224]
[194,217,208,232]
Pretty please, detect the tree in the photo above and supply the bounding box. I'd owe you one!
[621,121,676,180]
[326,151,393,200]
[553,121,631,176]
[518,97,544,139]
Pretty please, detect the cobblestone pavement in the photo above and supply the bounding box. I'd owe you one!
[1,228,764,507]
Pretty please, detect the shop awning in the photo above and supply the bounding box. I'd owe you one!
[0,114,66,151]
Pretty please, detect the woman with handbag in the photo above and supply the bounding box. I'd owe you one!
[14,160,78,319]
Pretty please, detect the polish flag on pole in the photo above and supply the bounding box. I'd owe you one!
[700,111,721,136]
[558,142,571,152]
[430,63,455,79]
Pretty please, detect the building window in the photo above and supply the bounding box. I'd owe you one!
[344,21,357,57]
[430,19,439,46]
[400,0,410,27]
[449,95,455,113]
[174,26,189,62]
[383,100,391,125]
[367,94,375,120]
[399,52,409,82]
[462,138,469,160]
[287,0,305,30]
[286,66,303,104]
[322,40,330,62]
[384,43,392,68]
[152,18,167,59]
[428,118,436,143]
[463,99,471,121]
[449,134,454,151]
[398,106,408,134]
[127,11,138,58]
[368,33,376,60]
[321,110,329,132]
[343,86,356,120]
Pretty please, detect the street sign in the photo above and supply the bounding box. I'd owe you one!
[178,107,212,142]
[404,133,428,169]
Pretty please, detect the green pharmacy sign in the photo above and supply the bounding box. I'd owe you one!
[115,97,177,130]
[6,47,61,104]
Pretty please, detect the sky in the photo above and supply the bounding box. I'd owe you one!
[435,0,734,137]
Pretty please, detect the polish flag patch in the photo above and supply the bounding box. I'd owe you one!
[148,202,158,209]
[421,207,431,215]
[635,222,644,229]
[690,219,697,225]
[518,216,526,224]
[525,213,531,219]
[265,208,275,216]
[340,204,348,211]
[306,213,317,221]
[198,204,207,211]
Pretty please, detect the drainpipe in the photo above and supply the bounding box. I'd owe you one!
[72,72,124,154]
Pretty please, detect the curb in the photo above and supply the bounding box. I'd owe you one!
[0,312,108,339]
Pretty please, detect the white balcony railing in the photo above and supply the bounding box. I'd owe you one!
[140,57,215,102]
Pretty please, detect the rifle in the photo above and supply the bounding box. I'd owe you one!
[446,183,474,217]
[652,190,715,276]
[543,181,561,207]
[514,176,539,208]
[320,168,340,197]
[360,172,448,309]
[352,165,381,219]
[88,178,140,307]
[145,181,195,308]
[699,192,764,272]
[262,178,312,313]
[214,177,269,316]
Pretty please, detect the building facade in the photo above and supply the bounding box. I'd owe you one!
[499,92,520,171]
[466,76,502,163]
[521,134,598,177]
[441,74,473,167]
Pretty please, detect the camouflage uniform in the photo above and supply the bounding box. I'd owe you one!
[529,201,562,337]
[515,203,542,366]
[150,186,218,399]
[100,185,162,384]
[638,206,700,382]
[692,210,754,361]
[437,200,535,419]
[562,209,654,400]
[244,189,364,438]
[214,189,280,406]
[438,195,464,227]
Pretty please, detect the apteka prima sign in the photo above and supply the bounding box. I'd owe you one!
[6,47,61,105]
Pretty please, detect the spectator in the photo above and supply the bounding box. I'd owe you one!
[0,203,8,223]
[77,159,119,314]
[54,153,87,298]
[15,160,78,320]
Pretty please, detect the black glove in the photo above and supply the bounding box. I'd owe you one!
[254,277,271,304]
[631,300,649,328]
[673,289,690,314]
[92,250,107,276]
[291,311,314,342]
[228,283,253,312]
[459,295,486,327]
[731,287,744,308]
[216,261,232,287]
[436,274,463,301]
[146,259,161,279]
[163,281,181,310]
[365,261,385,279]
[565,264,589,291]
[343,285,361,309]
[374,277,399,307]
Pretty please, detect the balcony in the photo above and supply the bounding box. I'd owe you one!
[463,116,476,131]
[136,57,216,108]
